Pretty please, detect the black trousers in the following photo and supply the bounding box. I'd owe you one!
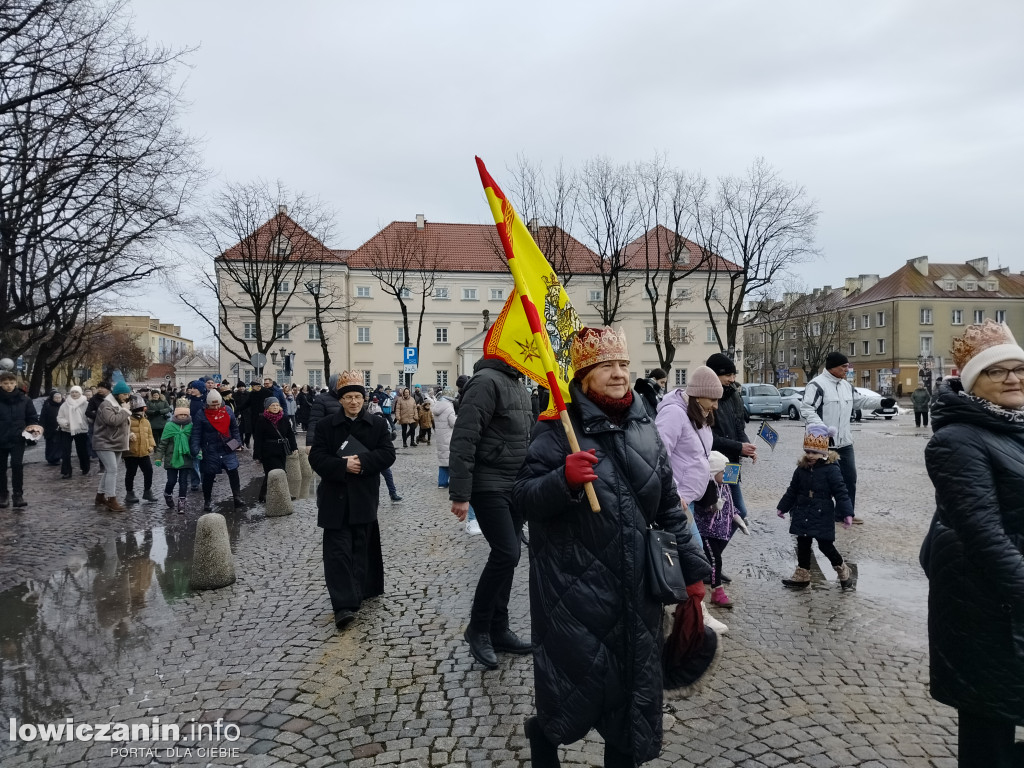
[259,452,288,500]
[0,441,25,495]
[957,710,1017,768]
[469,490,523,633]
[60,432,90,475]
[402,423,417,446]
[915,410,930,427]
[323,524,370,613]
[797,536,843,570]
[703,537,729,588]
[123,456,153,492]
[835,444,857,512]
[202,467,240,502]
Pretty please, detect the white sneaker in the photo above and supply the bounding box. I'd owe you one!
[465,519,482,536]
[702,601,728,634]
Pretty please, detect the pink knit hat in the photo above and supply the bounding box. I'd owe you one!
[686,366,724,399]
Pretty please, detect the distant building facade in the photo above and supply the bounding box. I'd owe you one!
[102,315,193,364]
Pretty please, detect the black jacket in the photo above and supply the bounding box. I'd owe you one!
[40,393,62,437]
[0,388,39,446]
[296,391,313,423]
[306,390,341,445]
[85,392,105,423]
[512,382,710,762]
[776,452,853,540]
[448,358,532,502]
[253,413,298,463]
[308,407,396,528]
[920,378,1024,721]
[710,383,749,464]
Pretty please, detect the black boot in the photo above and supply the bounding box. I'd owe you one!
[142,488,156,502]
[0,493,8,508]
[12,494,26,508]
[124,491,139,504]
[524,716,560,768]
[464,627,498,669]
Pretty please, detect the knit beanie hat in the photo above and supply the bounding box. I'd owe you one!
[705,353,737,376]
[825,351,849,370]
[206,390,222,405]
[708,450,729,476]
[70,385,83,396]
[804,423,836,455]
[264,397,280,409]
[112,381,131,396]
[686,366,724,399]
[953,320,1024,394]
[173,398,190,417]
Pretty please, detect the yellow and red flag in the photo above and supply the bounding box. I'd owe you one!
[476,157,581,420]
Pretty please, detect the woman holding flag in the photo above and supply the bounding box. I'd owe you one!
[513,327,709,768]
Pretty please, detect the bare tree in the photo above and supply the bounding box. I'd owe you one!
[92,326,149,381]
[302,262,354,383]
[793,288,846,382]
[576,158,642,325]
[694,158,820,353]
[0,0,201,394]
[180,181,336,370]
[634,158,711,373]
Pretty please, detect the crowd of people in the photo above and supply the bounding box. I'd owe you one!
[1,317,1020,767]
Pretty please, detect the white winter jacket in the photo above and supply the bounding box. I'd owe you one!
[432,397,457,466]
[57,395,89,435]
[800,371,883,449]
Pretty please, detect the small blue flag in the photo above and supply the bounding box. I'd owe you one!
[757,420,779,451]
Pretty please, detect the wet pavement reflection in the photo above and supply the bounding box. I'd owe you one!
[0,507,256,723]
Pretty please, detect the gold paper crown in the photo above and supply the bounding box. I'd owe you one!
[570,326,630,372]
[951,320,1017,369]
[338,370,365,389]
[802,433,830,454]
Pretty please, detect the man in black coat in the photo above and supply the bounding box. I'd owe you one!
[309,371,396,630]
[449,357,533,668]
[0,372,42,508]
[706,353,757,521]
[233,382,251,447]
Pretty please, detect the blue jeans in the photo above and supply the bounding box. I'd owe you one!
[438,466,450,488]
[731,481,749,519]
[383,466,397,496]
[686,502,703,548]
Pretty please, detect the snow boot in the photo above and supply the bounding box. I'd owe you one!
[711,586,733,609]
[834,561,852,588]
[782,567,811,588]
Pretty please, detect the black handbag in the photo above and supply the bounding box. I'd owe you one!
[645,527,688,604]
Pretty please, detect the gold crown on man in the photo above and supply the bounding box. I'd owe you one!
[570,326,630,372]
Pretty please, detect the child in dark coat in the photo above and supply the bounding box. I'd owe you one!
[776,423,854,589]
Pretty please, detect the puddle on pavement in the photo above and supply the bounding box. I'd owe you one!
[0,506,256,722]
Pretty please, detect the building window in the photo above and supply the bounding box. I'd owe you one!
[490,288,504,301]
[790,326,798,339]
[964,280,976,291]
[243,323,257,340]
[790,348,797,366]
[777,349,785,363]
[307,323,320,340]
[276,280,290,293]
[434,286,449,299]
[308,369,323,388]
[876,311,885,327]
[943,279,955,290]
[861,314,869,329]
[397,327,405,343]
[436,327,448,343]
[920,308,933,325]
[974,309,984,323]
[674,287,692,301]
[848,342,856,357]
[645,327,656,343]
[362,370,371,387]
[877,338,885,354]
[462,288,478,300]
[920,336,933,356]
[812,322,821,337]
[356,326,370,343]
[862,340,870,355]
[400,287,411,299]
[436,370,449,388]
[674,368,687,387]
[356,285,371,298]
[951,309,963,325]
[275,323,290,340]
[848,316,857,331]
[244,369,255,384]
[706,327,717,343]
[589,289,603,302]
[996,310,1007,323]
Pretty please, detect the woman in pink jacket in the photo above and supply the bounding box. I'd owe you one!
[655,365,724,547]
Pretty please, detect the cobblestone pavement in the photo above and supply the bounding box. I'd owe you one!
[0,416,967,767]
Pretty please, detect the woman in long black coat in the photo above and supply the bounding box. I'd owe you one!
[253,398,298,502]
[40,390,64,466]
[512,327,709,768]
[921,321,1024,767]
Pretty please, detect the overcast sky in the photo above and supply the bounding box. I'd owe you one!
[127,0,1024,344]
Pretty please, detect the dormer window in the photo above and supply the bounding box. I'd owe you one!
[987,281,998,291]
[964,280,976,291]
[943,280,955,290]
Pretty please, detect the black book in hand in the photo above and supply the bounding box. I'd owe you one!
[336,434,370,458]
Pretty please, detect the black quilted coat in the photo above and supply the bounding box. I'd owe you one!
[512,382,710,763]
[711,382,750,464]
[920,378,1024,722]
[776,452,853,540]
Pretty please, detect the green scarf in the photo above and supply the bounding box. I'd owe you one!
[163,421,192,468]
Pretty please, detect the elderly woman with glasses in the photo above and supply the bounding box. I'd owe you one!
[921,320,1024,767]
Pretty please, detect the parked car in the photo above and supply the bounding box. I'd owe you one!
[778,386,805,420]
[740,383,783,421]
[852,387,898,421]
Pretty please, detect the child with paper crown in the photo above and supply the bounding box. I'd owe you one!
[776,423,854,589]
[693,450,743,609]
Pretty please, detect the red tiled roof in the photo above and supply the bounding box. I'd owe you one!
[621,225,739,272]
[217,213,344,263]
[849,262,1024,305]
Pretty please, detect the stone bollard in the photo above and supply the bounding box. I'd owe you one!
[265,468,294,517]
[285,451,302,499]
[190,513,236,590]
[298,449,314,499]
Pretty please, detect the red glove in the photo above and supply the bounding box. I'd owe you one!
[565,449,599,489]
[686,581,706,603]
